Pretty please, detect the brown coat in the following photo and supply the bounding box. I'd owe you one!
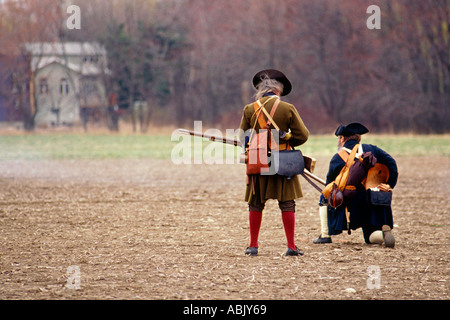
[239,96,310,205]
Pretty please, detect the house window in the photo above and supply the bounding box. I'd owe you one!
[60,78,69,95]
[39,78,48,94]
[83,56,98,63]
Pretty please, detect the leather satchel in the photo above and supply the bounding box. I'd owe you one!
[343,151,377,199]
[329,182,344,209]
[246,128,270,174]
[272,149,305,179]
[367,189,392,206]
[245,97,278,175]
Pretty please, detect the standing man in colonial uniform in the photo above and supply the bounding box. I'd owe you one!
[313,123,398,247]
[239,69,310,256]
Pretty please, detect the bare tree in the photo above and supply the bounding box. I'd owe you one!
[0,0,64,130]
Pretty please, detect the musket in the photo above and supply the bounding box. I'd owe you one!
[177,129,242,147]
[177,128,326,192]
[301,170,325,192]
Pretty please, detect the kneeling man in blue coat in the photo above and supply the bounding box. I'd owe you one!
[314,123,398,247]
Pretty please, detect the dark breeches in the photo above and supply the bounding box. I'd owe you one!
[249,200,295,212]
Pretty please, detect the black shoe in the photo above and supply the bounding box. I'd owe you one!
[285,246,304,256]
[313,235,332,244]
[245,247,258,256]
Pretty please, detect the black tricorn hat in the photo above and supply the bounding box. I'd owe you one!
[252,69,292,96]
[335,123,369,136]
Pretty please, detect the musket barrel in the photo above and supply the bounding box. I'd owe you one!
[177,129,242,147]
[177,129,191,135]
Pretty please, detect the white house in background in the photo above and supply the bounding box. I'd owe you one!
[25,42,109,126]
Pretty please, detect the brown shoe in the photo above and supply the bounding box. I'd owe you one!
[382,225,395,248]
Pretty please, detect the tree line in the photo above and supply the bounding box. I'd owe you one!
[0,0,448,133]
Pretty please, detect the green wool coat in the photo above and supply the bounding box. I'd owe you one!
[239,96,310,205]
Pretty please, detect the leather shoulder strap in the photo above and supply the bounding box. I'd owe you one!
[260,99,280,130]
[338,144,360,163]
[338,149,349,162]
[345,144,359,168]
[253,96,279,129]
[254,101,267,129]
[335,144,359,190]
[268,99,280,125]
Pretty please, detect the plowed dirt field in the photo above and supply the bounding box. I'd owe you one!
[0,156,448,300]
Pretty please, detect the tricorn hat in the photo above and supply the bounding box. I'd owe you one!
[252,69,292,96]
[335,122,369,136]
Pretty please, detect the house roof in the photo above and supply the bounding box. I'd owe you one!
[24,42,107,56]
[32,56,107,75]
[25,42,109,75]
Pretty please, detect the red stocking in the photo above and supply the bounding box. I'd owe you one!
[282,211,296,250]
[249,211,262,248]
